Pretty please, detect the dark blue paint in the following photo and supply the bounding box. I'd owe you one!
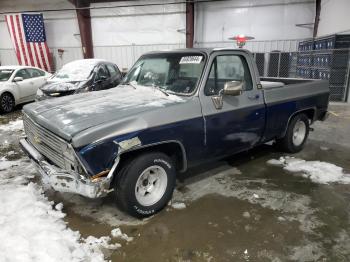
[204,104,266,158]
[76,92,329,176]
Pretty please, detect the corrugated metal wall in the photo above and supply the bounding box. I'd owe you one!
[0,39,302,70]
[194,39,301,52]
[94,43,186,69]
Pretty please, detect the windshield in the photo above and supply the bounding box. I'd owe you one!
[122,53,206,95]
[0,69,14,82]
[51,60,97,82]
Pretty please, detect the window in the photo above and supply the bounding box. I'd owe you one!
[106,64,121,78]
[122,53,206,94]
[95,65,109,81]
[14,69,31,80]
[0,69,14,81]
[27,68,45,78]
[204,55,253,96]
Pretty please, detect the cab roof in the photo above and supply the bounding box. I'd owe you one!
[143,48,253,56]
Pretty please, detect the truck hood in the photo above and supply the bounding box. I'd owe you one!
[23,85,185,143]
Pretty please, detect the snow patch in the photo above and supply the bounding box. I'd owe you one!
[62,84,184,116]
[0,157,21,171]
[84,236,121,250]
[111,228,133,242]
[51,59,105,82]
[0,119,23,132]
[0,158,114,261]
[267,156,350,184]
[171,202,187,210]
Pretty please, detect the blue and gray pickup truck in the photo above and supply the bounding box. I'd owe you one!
[20,48,329,217]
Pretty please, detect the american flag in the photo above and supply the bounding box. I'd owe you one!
[5,13,52,72]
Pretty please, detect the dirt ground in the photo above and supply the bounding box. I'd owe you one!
[1,103,350,262]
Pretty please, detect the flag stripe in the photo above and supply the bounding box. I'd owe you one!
[42,43,52,72]
[18,14,32,66]
[15,14,29,65]
[38,43,48,71]
[13,15,25,66]
[30,42,39,68]
[5,13,52,72]
[26,43,35,66]
[31,43,44,68]
[7,15,22,65]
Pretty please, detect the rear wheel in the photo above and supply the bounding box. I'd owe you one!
[275,113,310,153]
[115,152,176,218]
[0,93,15,113]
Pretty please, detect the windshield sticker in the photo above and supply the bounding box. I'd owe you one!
[179,56,203,64]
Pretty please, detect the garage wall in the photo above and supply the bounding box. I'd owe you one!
[90,0,186,68]
[317,0,350,37]
[90,0,186,46]
[194,0,315,46]
[0,0,317,69]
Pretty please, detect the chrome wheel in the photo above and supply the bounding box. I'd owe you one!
[292,120,306,146]
[135,165,168,206]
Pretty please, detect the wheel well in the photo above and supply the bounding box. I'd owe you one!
[120,142,186,171]
[111,142,186,187]
[280,108,315,138]
[300,108,316,122]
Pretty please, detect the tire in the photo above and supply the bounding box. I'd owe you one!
[275,113,310,153]
[115,152,176,218]
[0,93,15,113]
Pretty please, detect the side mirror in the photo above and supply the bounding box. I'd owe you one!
[211,81,244,110]
[222,81,243,96]
[13,77,24,82]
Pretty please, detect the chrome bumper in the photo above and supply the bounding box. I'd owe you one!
[20,138,113,198]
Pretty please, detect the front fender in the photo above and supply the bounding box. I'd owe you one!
[77,133,187,176]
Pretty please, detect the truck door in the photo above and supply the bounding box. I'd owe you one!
[199,51,266,158]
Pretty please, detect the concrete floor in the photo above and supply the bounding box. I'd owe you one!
[1,103,350,261]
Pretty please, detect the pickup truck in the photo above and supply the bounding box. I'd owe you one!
[20,48,329,218]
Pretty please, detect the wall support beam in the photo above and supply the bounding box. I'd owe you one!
[313,0,321,37]
[186,1,194,48]
[75,0,94,58]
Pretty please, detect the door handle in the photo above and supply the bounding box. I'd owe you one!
[248,94,260,100]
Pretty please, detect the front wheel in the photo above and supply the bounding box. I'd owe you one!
[115,152,176,218]
[275,113,310,153]
[0,93,15,113]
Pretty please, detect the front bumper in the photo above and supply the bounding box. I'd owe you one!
[20,138,113,198]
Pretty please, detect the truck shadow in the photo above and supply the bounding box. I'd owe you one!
[177,143,277,186]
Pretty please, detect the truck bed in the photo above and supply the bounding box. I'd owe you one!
[260,77,329,142]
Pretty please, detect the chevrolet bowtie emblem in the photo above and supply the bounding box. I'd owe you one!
[34,135,41,144]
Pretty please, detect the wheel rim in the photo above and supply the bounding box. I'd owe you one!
[135,165,168,207]
[292,120,306,146]
[1,95,13,112]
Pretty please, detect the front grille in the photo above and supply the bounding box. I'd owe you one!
[23,113,70,169]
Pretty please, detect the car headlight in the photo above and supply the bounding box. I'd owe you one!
[36,88,43,97]
[36,88,44,96]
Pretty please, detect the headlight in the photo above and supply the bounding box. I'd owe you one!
[36,88,43,97]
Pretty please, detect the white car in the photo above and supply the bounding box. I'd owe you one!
[0,65,51,113]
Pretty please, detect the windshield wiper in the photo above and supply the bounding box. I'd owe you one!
[151,84,169,96]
